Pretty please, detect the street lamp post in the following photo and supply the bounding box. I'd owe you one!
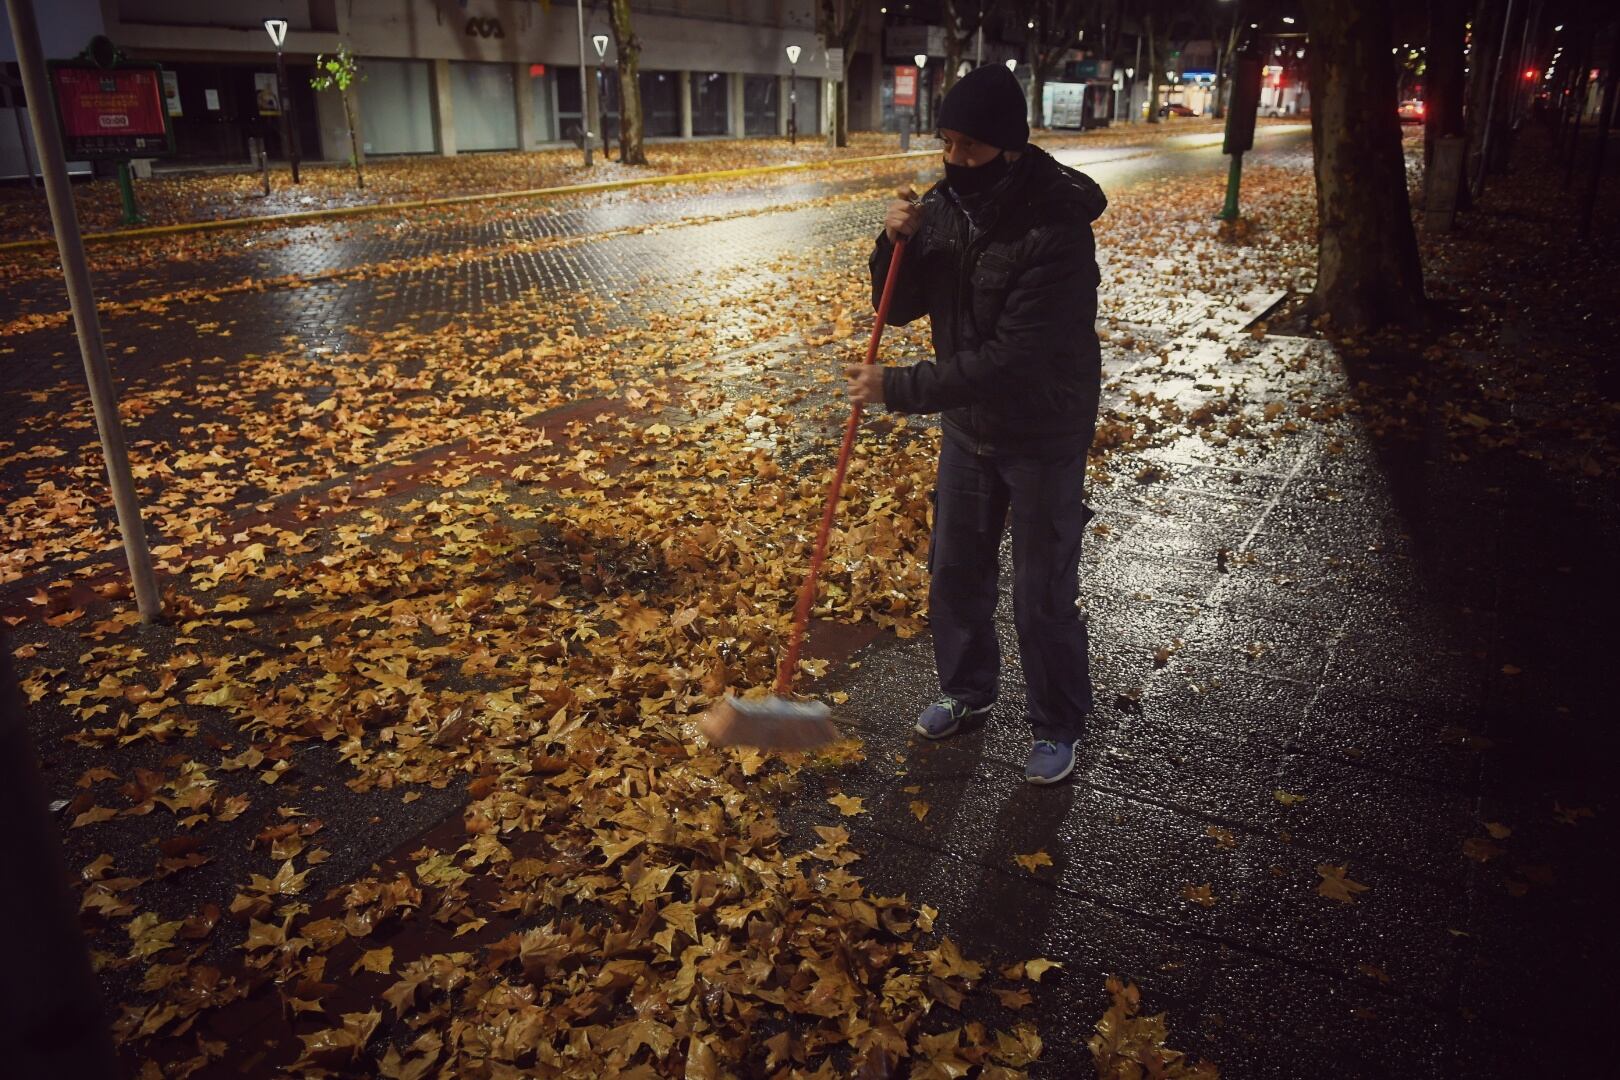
[786,44,801,145]
[914,53,928,136]
[593,33,610,161]
[4,0,162,621]
[263,18,299,183]
[574,0,591,166]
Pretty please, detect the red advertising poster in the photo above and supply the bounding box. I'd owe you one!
[893,65,918,108]
[50,64,173,159]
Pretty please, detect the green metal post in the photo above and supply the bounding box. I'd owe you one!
[116,160,139,224]
[1219,150,1243,221]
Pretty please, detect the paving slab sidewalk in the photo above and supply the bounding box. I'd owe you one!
[767,293,1618,1077]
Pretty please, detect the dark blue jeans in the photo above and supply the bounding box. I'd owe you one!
[929,437,1094,743]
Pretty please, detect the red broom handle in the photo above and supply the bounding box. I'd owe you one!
[775,237,909,695]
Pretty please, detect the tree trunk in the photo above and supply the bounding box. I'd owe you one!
[1578,26,1620,240]
[1554,29,1590,160]
[1145,16,1161,123]
[608,0,647,165]
[835,69,848,148]
[1562,46,1593,186]
[1302,0,1425,331]
[342,90,365,190]
[1463,0,1508,192]
[818,0,869,149]
[1425,0,1469,209]
[1032,66,1048,129]
[944,0,965,93]
[1463,0,1501,192]
[1486,0,1529,168]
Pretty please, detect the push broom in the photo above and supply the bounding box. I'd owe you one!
[699,237,910,750]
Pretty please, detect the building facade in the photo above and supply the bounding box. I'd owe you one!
[3,0,892,175]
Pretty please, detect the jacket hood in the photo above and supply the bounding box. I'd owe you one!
[1020,143,1108,224]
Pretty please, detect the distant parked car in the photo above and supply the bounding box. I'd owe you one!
[1398,99,1426,123]
[1158,102,1197,117]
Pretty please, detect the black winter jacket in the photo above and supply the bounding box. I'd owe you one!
[871,144,1107,458]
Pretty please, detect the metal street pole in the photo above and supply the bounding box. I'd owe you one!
[1509,0,1540,130]
[786,44,801,146]
[1474,0,1517,196]
[1133,34,1143,122]
[575,0,592,166]
[915,54,928,136]
[273,48,296,183]
[4,0,161,621]
[593,35,610,162]
[277,48,302,182]
[264,19,299,184]
[115,160,138,224]
[598,62,610,160]
[1219,152,1243,220]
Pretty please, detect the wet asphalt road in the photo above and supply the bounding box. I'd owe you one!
[6,122,1614,1079]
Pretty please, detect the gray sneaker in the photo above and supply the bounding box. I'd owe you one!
[1025,739,1079,785]
[914,697,993,740]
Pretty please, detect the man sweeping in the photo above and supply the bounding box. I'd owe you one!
[845,63,1107,785]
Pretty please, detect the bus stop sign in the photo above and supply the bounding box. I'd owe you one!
[48,37,174,160]
[1223,51,1264,156]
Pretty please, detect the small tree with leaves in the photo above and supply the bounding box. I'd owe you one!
[311,44,365,190]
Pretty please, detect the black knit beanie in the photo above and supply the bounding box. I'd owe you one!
[935,63,1029,151]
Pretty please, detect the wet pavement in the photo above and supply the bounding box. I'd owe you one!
[4,123,1613,1078]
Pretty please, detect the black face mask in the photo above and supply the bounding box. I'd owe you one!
[945,150,1011,198]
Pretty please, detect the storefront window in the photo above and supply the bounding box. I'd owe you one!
[690,72,727,136]
[639,70,679,137]
[743,74,777,137]
[557,66,620,145]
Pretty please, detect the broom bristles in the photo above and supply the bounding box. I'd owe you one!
[699,695,841,751]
